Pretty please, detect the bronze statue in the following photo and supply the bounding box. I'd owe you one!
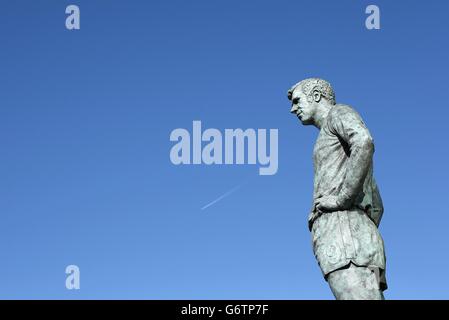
[288,78,387,300]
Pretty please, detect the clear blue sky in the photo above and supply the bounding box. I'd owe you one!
[0,0,448,299]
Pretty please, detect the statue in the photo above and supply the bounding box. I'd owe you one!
[287,78,387,300]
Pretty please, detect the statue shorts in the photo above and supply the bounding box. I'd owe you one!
[310,208,387,291]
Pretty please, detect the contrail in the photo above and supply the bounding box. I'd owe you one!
[201,184,243,210]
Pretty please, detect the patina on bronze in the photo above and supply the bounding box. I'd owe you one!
[288,78,387,300]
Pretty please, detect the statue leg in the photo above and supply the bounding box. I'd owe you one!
[327,263,384,300]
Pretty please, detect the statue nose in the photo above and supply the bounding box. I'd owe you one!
[290,105,298,113]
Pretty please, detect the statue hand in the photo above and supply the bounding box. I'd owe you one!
[315,195,341,213]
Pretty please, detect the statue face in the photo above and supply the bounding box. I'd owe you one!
[290,88,315,125]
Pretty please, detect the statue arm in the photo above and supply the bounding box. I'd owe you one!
[329,107,374,209]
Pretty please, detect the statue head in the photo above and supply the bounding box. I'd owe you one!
[288,78,336,126]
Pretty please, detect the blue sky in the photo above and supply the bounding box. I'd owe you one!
[0,0,448,299]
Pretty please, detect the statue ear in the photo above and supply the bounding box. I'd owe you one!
[313,89,321,102]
